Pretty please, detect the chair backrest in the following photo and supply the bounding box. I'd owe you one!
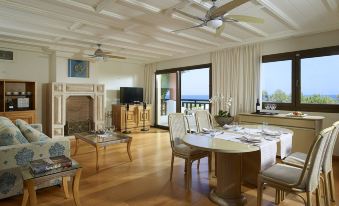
[322,121,339,173]
[168,113,189,150]
[297,126,334,192]
[195,110,213,132]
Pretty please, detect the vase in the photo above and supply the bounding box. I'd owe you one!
[214,116,234,127]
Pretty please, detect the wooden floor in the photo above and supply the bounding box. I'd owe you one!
[1,128,338,206]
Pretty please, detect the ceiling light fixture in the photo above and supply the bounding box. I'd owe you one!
[207,19,223,29]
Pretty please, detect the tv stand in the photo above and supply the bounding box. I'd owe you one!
[111,104,151,132]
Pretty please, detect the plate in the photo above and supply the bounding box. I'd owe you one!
[286,113,308,118]
[262,129,281,136]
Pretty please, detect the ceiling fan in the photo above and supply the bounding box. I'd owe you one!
[172,0,264,35]
[88,44,126,61]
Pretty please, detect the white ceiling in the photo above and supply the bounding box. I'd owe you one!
[0,0,338,63]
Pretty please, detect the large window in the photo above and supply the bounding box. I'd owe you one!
[261,46,339,112]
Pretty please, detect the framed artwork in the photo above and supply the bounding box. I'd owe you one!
[68,59,89,78]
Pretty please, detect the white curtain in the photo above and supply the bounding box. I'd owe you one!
[211,43,262,116]
[144,63,157,125]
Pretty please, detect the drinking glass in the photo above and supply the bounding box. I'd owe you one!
[262,122,268,132]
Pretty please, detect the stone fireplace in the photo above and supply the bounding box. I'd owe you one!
[48,83,105,138]
[64,96,94,136]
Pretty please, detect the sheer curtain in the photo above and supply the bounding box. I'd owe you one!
[211,43,262,116]
[144,63,157,125]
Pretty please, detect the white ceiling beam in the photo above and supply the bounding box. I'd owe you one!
[121,0,161,13]
[95,0,114,13]
[162,0,193,15]
[53,37,63,42]
[321,0,338,11]
[55,0,95,12]
[257,0,299,30]
[234,22,267,37]
[68,22,83,31]
[1,0,204,53]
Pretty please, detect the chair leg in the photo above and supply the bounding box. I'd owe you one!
[184,160,187,174]
[281,190,285,201]
[275,189,281,205]
[329,170,336,202]
[170,153,174,181]
[197,159,200,170]
[306,191,313,206]
[257,179,264,206]
[186,159,192,190]
[315,188,320,206]
[323,172,330,206]
[208,153,212,173]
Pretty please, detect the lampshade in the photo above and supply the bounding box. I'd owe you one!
[207,19,223,29]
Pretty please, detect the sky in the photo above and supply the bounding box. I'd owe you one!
[261,55,339,96]
[181,68,209,96]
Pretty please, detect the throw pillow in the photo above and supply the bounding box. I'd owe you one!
[15,119,49,142]
[0,117,28,146]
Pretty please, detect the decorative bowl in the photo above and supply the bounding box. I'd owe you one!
[214,116,234,127]
[12,91,19,95]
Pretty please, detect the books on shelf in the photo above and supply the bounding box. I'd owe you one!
[30,155,72,174]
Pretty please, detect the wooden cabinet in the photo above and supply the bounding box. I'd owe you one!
[238,113,324,153]
[112,104,152,132]
[0,80,36,124]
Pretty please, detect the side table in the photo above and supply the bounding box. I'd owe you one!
[21,159,82,206]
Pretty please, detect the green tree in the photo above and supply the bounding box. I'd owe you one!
[271,89,290,103]
[301,94,336,104]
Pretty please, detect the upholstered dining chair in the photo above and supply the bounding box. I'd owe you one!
[257,126,334,206]
[194,110,213,133]
[282,121,339,205]
[168,113,211,189]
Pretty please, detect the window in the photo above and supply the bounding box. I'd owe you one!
[261,46,339,112]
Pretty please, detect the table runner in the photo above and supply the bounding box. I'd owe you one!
[213,132,277,170]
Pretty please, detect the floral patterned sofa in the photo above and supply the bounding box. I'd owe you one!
[0,117,70,200]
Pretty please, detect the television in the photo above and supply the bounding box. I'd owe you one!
[120,87,143,104]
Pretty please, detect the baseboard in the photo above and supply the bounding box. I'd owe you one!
[333,155,339,161]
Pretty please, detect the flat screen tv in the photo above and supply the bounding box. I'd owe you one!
[120,87,143,104]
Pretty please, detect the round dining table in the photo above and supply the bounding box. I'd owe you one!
[182,125,293,206]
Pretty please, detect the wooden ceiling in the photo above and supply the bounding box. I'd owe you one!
[0,0,338,63]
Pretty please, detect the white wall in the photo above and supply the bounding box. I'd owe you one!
[94,61,145,111]
[0,47,50,123]
[155,29,339,155]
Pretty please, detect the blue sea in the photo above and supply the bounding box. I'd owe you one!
[166,94,338,100]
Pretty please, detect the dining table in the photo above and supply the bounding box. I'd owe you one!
[182,124,293,206]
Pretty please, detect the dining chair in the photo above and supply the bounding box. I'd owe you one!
[194,110,213,132]
[282,121,339,205]
[168,113,211,189]
[257,126,334,206]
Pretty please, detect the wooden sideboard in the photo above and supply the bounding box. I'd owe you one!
[238,113,324,154]
[0,80,36,124]
[112,104,152,132]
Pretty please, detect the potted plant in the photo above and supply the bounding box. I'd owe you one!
[209,94,234,126]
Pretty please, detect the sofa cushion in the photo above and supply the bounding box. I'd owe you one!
[0,117,28,146]
[15,119,49,143]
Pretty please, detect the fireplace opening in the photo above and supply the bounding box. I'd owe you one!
[64,96,94,136]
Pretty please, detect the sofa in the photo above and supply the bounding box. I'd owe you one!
[0,117,70,200]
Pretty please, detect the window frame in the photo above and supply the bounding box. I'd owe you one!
[262,45,339,113]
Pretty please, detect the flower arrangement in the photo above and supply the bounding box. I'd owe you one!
[209,94,232,117]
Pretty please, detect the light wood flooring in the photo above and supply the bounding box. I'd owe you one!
[1,128,338,206]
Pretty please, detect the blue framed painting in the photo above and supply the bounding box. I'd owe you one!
[68,59,89,78]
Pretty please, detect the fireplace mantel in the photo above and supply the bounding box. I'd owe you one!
[47,82,105,138]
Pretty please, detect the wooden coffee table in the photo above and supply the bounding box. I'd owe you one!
[21,159,82,206]
[73,132,132,171]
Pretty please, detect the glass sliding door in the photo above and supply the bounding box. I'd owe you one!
[180,68,210,113]
[155,72,177,127]
[155,64,211,128]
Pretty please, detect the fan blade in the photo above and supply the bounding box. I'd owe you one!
[226,15,264,23]
[105,54,126,59]
[172,23,205,32]
[101,51,112,54]
[173,8,204,21]
[210,0,250,19]
[215,23,225,36]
